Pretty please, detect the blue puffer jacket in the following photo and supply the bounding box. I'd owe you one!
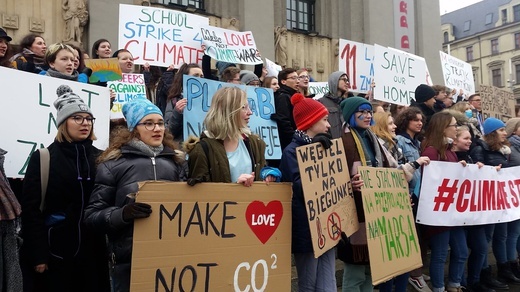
[280,134,313,253]
[395,133,421,193]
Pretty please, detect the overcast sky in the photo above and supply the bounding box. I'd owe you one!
[439,0,482,15]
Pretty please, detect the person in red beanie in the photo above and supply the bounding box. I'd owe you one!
[279,93,336,291]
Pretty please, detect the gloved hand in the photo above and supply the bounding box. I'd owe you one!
[122,202,152,222]
[312,133,333,150]
[81,67,93,77]
[187,176,205,186]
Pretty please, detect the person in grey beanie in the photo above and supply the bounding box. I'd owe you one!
[21,85,110,292]
[318,71,350,138]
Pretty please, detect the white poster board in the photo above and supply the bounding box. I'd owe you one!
[265,58,282,77]
[308,82,329,99]
[0,67,110,178]
[118,4,209,67]
[439,51,475,95]
[201,26,262,65]
[373,44,426,106]
[338,39,374,94]
[108,73,147,119]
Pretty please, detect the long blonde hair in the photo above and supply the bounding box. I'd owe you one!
[203,87,249,140]
[371,112,395,150]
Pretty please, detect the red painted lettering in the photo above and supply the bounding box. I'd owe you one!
[400,15,408,28]
[456,180,470,213]
[400,1,407,13]
[509,180,520,207]
[401,36,410,49]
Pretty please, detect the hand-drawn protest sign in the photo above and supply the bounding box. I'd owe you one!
[130,181,292,291]
[201,26,262,65]
[296,139,357,258]
[418,161,520,226]
[265,58,282,77]
[358,166,422,285]
[0,67,110,178]
[439,51,475,95]
[183,76,281,159]
[308,82,329,99]
[84,58,122,83]
[118,4,209,67]
[480,84,516,121]
[374,45,426,106]
[107,73,147,119]
[338,39,374,94]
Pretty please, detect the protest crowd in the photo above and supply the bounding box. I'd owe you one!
[1,6,520,292]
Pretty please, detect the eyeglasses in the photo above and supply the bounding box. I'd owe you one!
[286,76,299,80]
[248,81,261,86]
[339,77,350,83]
[446,123,458,128]
[136,121,165,131]
[298,75,309,80]
[70,115,95,125]
[356,110,373,115]
[470,99,482,102]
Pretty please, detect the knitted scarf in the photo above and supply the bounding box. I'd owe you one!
[0,149,21,221]
[127,139,164,157]
[510,135,520,148]
[45,68,79,81]
[294,130,313,144]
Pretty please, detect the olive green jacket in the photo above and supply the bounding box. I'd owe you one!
[184,131,267,182]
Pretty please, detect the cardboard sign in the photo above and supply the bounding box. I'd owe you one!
[107,73,147,119]
[183,75,281,159]
[265,58,282,77]
[201,26,262,65]
[84,58,123,83]
[0,67,110,178]
[358,166,422,285]
[338,39,374,94]
[480,84,516,121]
[373,45,426,106]
[308,82,329,99]
[130,181,292,291]
[296,139,357,258]
[440,51,475,95]
[118,4,209,67]
[417,161,520,226]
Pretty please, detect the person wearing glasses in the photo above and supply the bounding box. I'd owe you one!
[21,85,110,291]
[420,111,468,292]
[318,71,350,139]
[336,97,388,292]
[271,68,300,152]
[84,97,186,292]
[467,94,485,134]
[184,87,280,185]
[296,68,314,98]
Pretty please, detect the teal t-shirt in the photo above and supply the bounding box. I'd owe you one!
[227,139,252,182]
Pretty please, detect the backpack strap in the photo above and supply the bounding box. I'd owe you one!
[39,148,50,212]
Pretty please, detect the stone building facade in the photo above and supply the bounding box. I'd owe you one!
[441,0,520,103]
[2,0,443,85]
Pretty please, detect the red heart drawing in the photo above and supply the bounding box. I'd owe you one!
[245,200,283,244]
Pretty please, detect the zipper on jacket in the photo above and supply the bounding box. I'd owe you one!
[151,156,157,180]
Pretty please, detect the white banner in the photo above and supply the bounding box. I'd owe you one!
[108,73,147,119]
[439,51,475,95]
[393,0,415,54]
[265,58,282,77]
[308,82,329,99]
[373,44,426,106]
[118,4,209,67]
[0,67,110,178]
[417,161,520,226]
[338,39,374,94]
[201,26,262,65]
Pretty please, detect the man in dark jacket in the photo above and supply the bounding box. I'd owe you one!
[410,84,437,130]
[271,68,300,151]
[319,70,349,139]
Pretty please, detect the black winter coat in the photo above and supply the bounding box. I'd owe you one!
[21,140,104,265]
[280,134,313,253]
[271,84,298,151]
[84,145,186,266]
[469,139,510,168]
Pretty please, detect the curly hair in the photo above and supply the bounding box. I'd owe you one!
[394,107,424,136]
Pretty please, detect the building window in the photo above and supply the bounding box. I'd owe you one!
[464,20,471,31]
[516,33,520,49]
[443,32,449,43]
[516,64,520,84]
[286,0,315,31]
[466,46,474,61]
[492,68,502,87]
[502,9,508,23]
[491,39,499,55]
[514,4,520,22]
[485,13,493,25]
[156,0,204,9]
